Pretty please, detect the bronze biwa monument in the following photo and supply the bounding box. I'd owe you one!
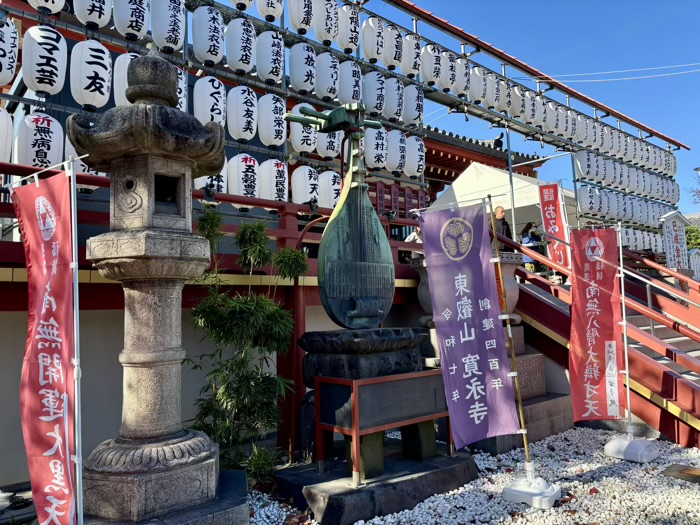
[67,50,248,523]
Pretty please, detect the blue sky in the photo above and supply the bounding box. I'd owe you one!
[364,0,699,214]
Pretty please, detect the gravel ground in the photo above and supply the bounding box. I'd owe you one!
[251,427,700,525]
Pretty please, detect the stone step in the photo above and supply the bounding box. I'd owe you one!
[632,325,681,340]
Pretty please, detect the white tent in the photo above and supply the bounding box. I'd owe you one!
[429,162,577,240]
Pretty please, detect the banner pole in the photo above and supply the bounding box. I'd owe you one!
[68,157,84,525]
[617,222,633,439]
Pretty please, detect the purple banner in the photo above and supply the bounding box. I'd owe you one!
[421,204,520,448]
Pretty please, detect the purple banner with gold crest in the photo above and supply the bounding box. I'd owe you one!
[421,204,520,448]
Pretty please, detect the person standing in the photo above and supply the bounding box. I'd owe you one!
[520,222,541,273]
[493,206,513,252]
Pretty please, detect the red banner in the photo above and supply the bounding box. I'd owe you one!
[539,183,570,268]
[390,184,400,216]
[569,228,625,422]
[417,189,429,211]
[375,182,386,215]
[404,187,414,218]
[12,174,75,525]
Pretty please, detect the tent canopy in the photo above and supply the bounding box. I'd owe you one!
[429,162,576,240]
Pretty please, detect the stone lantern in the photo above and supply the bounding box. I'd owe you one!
[66,52,238,522]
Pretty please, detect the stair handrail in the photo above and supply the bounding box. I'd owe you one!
[624,249,700,294]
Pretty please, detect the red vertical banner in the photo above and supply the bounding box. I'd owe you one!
[569,228,625,422]
[12,174,75,525]
[539,183,570,268]
[417,189,428,211]
[375,181,386,215]
[404,187,414,218]
[390,184,400,216]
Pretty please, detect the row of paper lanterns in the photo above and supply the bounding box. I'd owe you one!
[621,229,664,253]
[578,185,674,228]
[574,151,679,205]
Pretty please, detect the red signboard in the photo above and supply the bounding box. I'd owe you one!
[390,184,400,216]
[375,181,386,215]
[569,228,625,422]
[418,189,428,211]
[404,187,414,218]
[538,183,570,269]
[12,174,75,525]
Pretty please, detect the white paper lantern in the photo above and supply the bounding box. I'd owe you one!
[577,185,599,215]
[483,73,498,109]
[564,110,576,140]
[259,159,288,204]
[338,3,360,54]
[621,195,634,222]
[292,165,319,205]
[65,137,106,190]
[193,76,226,127]
[256,31,285,85]
[316,110,343,160]
[420,44,441,86]
[405,136,425,179]
[362,17,384,64]
[227,86,257,143]
[468,66,485,103]
[0,107,13,163]
[362,72,386,117]
[192,7,224,66]
[534,95,546,128]
[437,50,456,93]
[151,0,185,53]
[574,151,594,180]
[510,86,526,119]
[290,43,316,95]
[258,94,287,148]
[589,119,599,150]
[403,84,423,127]
[14,112,63,168]
[289,0,314,35]
[601,159,616,186]
[228,153,260,209]
[113,52,139,107]
[318,170,342,209]
[379,24,402,71]
[74,0,113,29]
[233,0,254,10]
[22,25,67,97]
[70,39,112,111]
[338,60,362,104]
[604,191,619,220]
[290,103,317,153]
[28,0,65,14]
[401,34,421,78]
[257,0,283,21]
[226,18,256,74]
[521,90,536,125]
[495,80,509,114]
[176,66,187,112]
[383,77,404,122]
[114,0,150,41]
[453,58,470,98]
[572,113,585,143]
[0,20,18,87]
[386,130,407,175]
[312,0,339,46]
[543,101,557,134]
[364,127,388,170]
[316,52,339,101]
[195,159,228,200]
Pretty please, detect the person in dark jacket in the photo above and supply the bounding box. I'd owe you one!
[493,206,514,252]
[520,222,542,272]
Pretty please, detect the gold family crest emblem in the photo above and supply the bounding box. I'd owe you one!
[440,217,474,261]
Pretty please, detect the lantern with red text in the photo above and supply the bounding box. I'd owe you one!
[362,17,384,64]
[289,0,314,35]
[14,112,63,168]
[228,153,260,211]
[70,39,112,111]
[151,0,185,53]
[338,60,362,104]
[259,159,288,206]
[74,0,113,30]
[291,165,319,205]
[316,52,339,101]
[258,94,287,148]
[257,0,283,21]
[404,136,425,179]
[193,6,224,66]
[386,130,407,175]
[226,18,256,74]
[0,20,18,87]
[256,31,285,85]
[227,86,257,143]
[114,0,150,41]
[193,76,226,126]
[338,3,360,54]
[22,26,67,97]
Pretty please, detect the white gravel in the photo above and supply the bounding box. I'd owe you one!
[251,427,700,525]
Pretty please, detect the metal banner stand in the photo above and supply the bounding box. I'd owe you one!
[488,195,560,510]
[603,222,660,464]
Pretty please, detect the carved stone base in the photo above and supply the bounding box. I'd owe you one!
[84,431,219,521]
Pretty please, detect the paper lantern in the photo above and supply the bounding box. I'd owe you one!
[534,95,546,128]
[22,25,67,97]
[617,163,629,190]
[195,159,228,201]
[364,127,388,171]
[572,113,586,143]
[316,111,343,160]
[437,51,456,93]
[151,0,185,53]
[622,195,634,222]
[226,18,256,74]
[259,159,289,204]
[601,159,616,186]
[228,153,260,210]
[589,119,599,149]
[313,0,339,46]
[65,138,106,190]
[227,86,257,143]
[556,105,568,137]
[405,136,425,179]
[481,73,498,109]
[603,191,619,220]
[14,112,63,169]
[74,0,113,29]
[291,165,319,205]
[383,77,405,122]
[454,58,470,98]
[70,39,112,111]
[362,17,384,64]
[114,0,150,41]
[290,43,316,95]
[192,6,223,66]
[0,20,18,87]
[574,151,594,180]
[318,170,342,209]
[176,67,187,112]
[193,76,226,127]
[543,101,558,134]
[510,86,526,119]
[338,60,362,105]
[0,107,13,163]
[362,72,386,117]
[577,185,599,215]
[468,66,486,103]
[401,34,421,78]
[257,0,283,22]
[316,52,339,101]
[386,130,407,175]
[289,0,314,35]
[258,94,287,148]
[382,24,403,71]
[420,44,441,86]
[233,0,254,10]
[28,0,65,14]
[403,84,423,127]
[522,90,538,125]
[113,52,139,107]
[601,125,613,154]
[338,3,360,54]
[290,103,318,153]
[495,79,509,113]
[256,31,285,86]
[565,110,577,140]
[609,128,620,158]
